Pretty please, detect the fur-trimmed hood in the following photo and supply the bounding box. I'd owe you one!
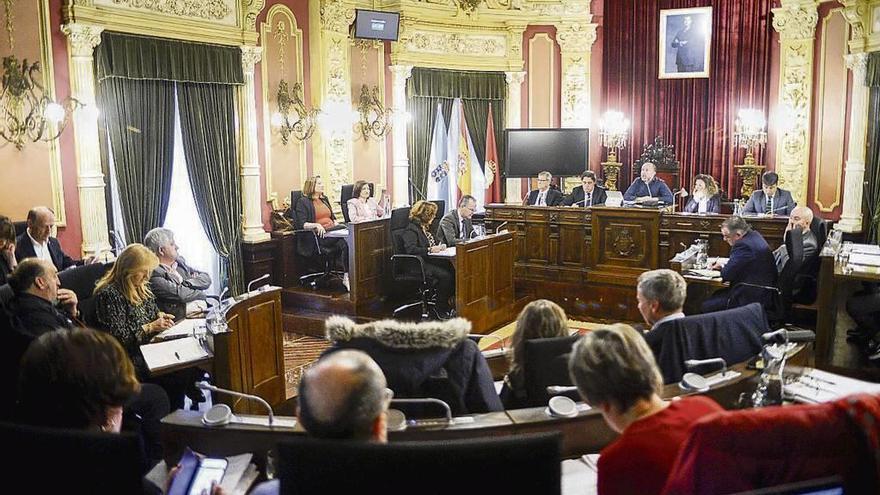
[325,315,471,349]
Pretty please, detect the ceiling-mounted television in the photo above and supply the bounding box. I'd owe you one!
[353,9,400,41]
[503,128,589,178]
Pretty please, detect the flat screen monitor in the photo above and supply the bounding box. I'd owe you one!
[353,9,400,41]
[504,128,589,178]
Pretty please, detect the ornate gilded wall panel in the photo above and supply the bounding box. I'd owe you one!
[528,32,556,128]
[350,40,388,193]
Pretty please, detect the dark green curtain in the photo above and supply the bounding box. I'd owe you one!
[406,68,507,203]
[176,83,245,294]
[98,77,175,244]
[866,52,880,242]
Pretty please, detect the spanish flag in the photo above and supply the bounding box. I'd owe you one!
[456,103,471,196]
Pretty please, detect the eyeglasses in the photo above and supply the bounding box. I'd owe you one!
[537,178,550,183]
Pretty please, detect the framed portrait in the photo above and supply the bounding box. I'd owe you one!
[659,7,712,79]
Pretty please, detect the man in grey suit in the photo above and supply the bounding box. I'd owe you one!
[743,172,797,216]
[143,227,212,320]
[774,206,818,273]
[437,195,476,246]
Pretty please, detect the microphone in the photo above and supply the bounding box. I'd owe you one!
[571,198,588,207]
[546,385,579,395]
[674,188,689,198]
[196,381,275,426]
[390,398,453,425]
[247,274,270,293]
[108,230,125,255]
[762,328,816,343]
[685,357,727,375]
[767,203,790,215]
[521,190,530,206]
[494,221,508,233]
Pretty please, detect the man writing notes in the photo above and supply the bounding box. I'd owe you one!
[437,195,477,246]
[623,162,674,204]
[563,170,607,207]
[743,171,796,216]
[525,171,563,206]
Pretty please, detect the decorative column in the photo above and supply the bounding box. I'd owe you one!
[504,71,525,203]
[62,24,111,258]
[239,46,270,242]
[838,53,869,232]
[390,65,413,207]
[771,1,820,205]
[319,0,356,210]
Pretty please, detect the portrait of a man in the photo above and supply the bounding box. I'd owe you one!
[659,7,712,79]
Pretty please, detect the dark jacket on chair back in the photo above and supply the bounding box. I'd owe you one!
[401,221,434,259]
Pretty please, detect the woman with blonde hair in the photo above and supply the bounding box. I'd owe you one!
[500,299,571,408]
[683,174,721,214]
[400,200,454,318]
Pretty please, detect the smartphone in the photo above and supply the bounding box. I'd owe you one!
[187,457,228,495]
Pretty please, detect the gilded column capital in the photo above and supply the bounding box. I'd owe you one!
[389,64,413,86]
[845,52,868,77]
[505,71,526,86]
[772,2,820,40]
[61,24,104,56]
[240,45,263,73]
[840,0,870,40]
[556,22,598,53]
[321,0,356,34]
[242,0,267,31]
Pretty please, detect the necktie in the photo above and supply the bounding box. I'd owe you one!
[538,192,545,206]
[460,219,466,237]
[585,193,591,206]
[765,195,773,213]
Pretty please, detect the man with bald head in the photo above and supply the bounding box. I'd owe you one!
[15,206,81,272]
[773,206,817,273]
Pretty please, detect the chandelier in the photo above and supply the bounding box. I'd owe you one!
[355,84,392,141]
[0,1,78,149]
[598,110,630,163]
[732,108,767,166]
[271,79,318,144]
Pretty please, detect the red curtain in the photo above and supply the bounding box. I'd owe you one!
[601,0,773,198]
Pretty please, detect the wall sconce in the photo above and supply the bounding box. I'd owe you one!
[598,110,630,191]
[355,84,392,141]
[316,99,359,138]
[733,108,768,199]
[271,79,319,144]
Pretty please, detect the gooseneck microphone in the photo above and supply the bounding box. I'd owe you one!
[196,381,275,427]
[685,357,728,375]
[546,385,578,395]
[390,397,453,424]
[762,328,816,344]
[247,274,270,293]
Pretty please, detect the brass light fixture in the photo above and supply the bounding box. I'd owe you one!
[355,83,392,141]
[271,79,318,144]
[733,108,767,199]
[0,0,78,149]
[598,110,630,191]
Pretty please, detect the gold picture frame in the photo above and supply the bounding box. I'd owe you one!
[659,7,712,79]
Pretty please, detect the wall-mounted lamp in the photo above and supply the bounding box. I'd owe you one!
[355,84,392,141]
[271,79,319,144]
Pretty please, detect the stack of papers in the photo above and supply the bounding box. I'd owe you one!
[429,247,456,258]
[848,252,880,268]
[140,336,212,373]
[851,244,880,255]
[685,269,721,278]
[786,368,880,404]
[153,318,207,341]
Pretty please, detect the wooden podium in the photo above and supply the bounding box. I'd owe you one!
[211,287,286,414]
[454,231,516,334]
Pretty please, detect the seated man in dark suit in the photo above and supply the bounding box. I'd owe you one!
[774,206,818,273]
[623,162,674,204]
[436,195,476,246]
[143,227,212,320]
[702,216,777,313]
[525,171,564,206]
[15,206,83,272]
[636,269,686,341]
[743,171,797,216]
[563,170,607,207]
[8,258,78,337]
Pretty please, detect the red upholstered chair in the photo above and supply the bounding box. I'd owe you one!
[661,394,880,494]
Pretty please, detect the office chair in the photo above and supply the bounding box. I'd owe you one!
[389,207,438,320]
[521,335,581,407]
[792,217,830,305]
[727,227,804,326]
[428,199,445,237]
[0,422,145,494]
[289,190,343,289]
[339,182,374,223]
[277,432,562,495]
[13,220,26,237]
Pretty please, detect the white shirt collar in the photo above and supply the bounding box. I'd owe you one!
[651,312,685,331]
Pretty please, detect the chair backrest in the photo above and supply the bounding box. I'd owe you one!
[809,216,828,250]
[522,335,581,407]
[777,228,805,305]
[13,221,26,237]
[340,184,354,223]
[277,432,562,495]
[661,394,880,494]
[0,283,12,307]
[428,200,445,236]
[0,421,145,493]
[58,262,114,303]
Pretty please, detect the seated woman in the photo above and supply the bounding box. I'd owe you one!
[568,324,723,495]
[347,180,387,223]
[0,215,17,285]
[683,174,721,214]
[401,200,454,318]
[294,176,349,278]
[94,244,198,410]
[500,299,570,409]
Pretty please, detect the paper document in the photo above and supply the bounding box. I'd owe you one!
[429,246,456,258]
[851,244,880,255]
[562,456,599,495]
[140,336,211,373]
[786,368,880,404]
[232,415,298,429]
[686,269,721,279]
[153,318,207,341]
[325,228,350,238]
[848,253,880,267]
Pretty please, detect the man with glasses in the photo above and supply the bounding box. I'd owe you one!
[437,195,477,246]
[701,216,777,312]
[525,171,563,207]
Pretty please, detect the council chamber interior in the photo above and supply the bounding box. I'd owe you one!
[1,0,879,493]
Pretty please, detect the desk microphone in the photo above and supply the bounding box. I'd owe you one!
[546,385,579,395]
[494,221,508,233]
[247,274,270,293]
[196,381,275,427]
[571,198,588,207]
[685,357,727,375]
[390,397,453,425]
[761,328,816,343]
[767,204,790,215]
[521,190,530,206]
[674,188,689,198]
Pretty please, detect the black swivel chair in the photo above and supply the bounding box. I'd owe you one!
[428,199,445,238]
[58,261,114,327]
[289,190,343,289]
[389,207,438,320]
[0,422,145,493]
[13,221,26,237]
[339,182,374,223]
[522,334,581,407]
[792,217,830,305]
[277,432,562,495]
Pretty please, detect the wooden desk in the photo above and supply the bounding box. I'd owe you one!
[343,218,392,310]
[484,205,787,320]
